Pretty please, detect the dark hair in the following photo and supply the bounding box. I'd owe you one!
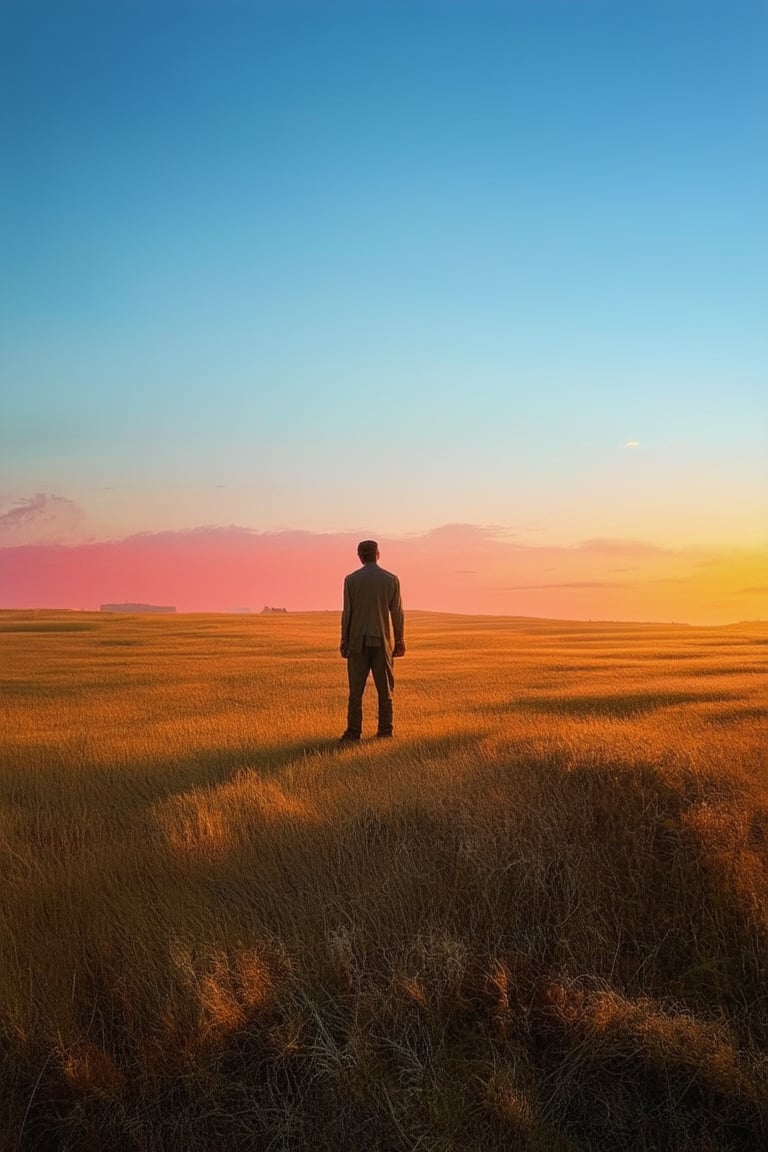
[357,539,378,562]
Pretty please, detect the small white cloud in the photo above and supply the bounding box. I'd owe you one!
[624,440,640,448]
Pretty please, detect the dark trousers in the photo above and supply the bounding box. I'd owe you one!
[346,644,394,736]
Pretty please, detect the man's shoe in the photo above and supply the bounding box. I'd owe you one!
[339,731,361,744]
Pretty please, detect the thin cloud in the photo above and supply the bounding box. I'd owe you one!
[625,440,640,448]
[0,493,84,543]
[422,523,514,543]
[0,494,51,529]
[493,581,628,591]
[578,538,670,556]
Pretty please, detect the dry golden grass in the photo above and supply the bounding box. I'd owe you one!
[1,609,766,1151]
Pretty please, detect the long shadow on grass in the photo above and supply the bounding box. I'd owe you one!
[3,723,495,830]
[706,704,768,725]
[0,737,343,814]
[479,688,739,719]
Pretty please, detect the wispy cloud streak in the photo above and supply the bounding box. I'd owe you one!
[0,493,84,543]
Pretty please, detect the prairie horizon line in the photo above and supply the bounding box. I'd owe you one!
[1,607,764,633]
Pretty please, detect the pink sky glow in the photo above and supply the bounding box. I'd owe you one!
[1,522,765,625]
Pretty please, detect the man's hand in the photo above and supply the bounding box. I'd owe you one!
[393,640,406,657]
[340,642,349,658]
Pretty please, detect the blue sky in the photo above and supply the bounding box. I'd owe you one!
[1,0,766,551]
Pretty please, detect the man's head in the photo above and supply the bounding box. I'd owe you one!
[357,539,379,564]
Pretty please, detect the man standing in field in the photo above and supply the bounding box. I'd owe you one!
[339,540,405,742]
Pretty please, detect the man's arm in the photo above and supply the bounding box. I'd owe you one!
[390,577,405,656]
[340,576,352,657]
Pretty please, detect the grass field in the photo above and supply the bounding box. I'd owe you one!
[1,609,767,1151]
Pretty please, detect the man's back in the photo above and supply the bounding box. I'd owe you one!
[339,541,406,742]
[341,562,404,655]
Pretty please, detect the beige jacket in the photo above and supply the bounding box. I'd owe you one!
[341,563,404,655]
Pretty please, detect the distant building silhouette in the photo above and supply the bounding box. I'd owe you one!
[100,603,176,613]
[260,605,288,614]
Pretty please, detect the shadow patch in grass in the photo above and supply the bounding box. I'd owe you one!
[705,705,768,726]
[0,738,342,815]
[0,676,103,701]
[484,689,738,719]
[0,621,98,633]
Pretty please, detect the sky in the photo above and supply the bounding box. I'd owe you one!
[1,0,766,622]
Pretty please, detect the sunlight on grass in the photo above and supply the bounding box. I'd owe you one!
[1,609,766,1150]
[159,774,319,862]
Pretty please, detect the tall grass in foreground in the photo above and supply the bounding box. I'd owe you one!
[1,609,766,1151]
